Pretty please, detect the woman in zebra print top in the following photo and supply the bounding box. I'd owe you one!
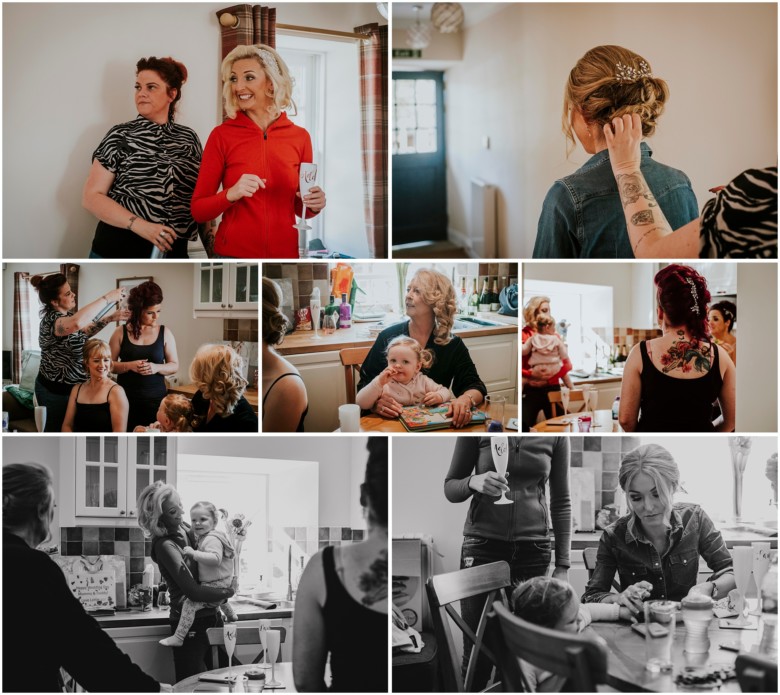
[82,56,202,259]
[31,274,130,432]
[603,113,777,258]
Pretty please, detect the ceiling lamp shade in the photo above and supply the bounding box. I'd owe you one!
[431,2,464,33]
[406,5,432,50]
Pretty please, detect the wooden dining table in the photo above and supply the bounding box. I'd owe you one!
[173,662,297,692]
[358,405,519,433]
[530,409,619,433]
[588,613,762,692]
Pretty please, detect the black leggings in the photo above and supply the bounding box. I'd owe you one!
[522,384,560,432]
[170,610,224,681]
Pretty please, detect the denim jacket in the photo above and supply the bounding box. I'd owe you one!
[534,143,699,258]
[582,503,733,604]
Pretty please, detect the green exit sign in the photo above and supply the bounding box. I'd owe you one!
[393,49,422,59]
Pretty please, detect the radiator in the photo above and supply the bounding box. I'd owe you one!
[470,178,497,257]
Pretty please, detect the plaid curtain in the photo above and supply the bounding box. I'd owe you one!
[216,4,277,60]
[355,23,388,259]
[12,273,34,383]
[60,264,80,311]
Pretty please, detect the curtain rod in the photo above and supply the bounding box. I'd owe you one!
[218,13,367,41]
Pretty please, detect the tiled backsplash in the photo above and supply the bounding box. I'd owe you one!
[264,263,330,311]
[223,319,258,343]
[612,326,662,347]
[60,524,365,591]
[569,435,641,512]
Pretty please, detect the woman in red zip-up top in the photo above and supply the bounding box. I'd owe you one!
[191,44,326,258]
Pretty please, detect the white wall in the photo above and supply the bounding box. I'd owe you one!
[439,3,777,257]
[3,3,384,259]
[3,262,227,380]
[177,435,370,528]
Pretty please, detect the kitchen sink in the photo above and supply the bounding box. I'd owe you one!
[453,316,505,329]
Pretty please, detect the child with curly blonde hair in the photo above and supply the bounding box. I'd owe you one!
[134,393,197,433]
[356,335,452,410]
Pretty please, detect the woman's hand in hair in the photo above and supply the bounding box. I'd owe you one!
[468,471,508,497]
[603,113,643,178]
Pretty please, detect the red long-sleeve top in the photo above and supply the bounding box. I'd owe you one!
[191,111,318,258]
[522,324,572,384]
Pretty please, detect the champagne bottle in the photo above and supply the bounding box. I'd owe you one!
[478,278,490,313]
[490,279,500,312]
[459,277,468,315]
[468,279,479,316]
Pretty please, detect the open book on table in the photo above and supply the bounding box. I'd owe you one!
[398,404,487,432]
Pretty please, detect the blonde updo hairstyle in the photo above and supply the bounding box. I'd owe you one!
[222,44,295,120]
[190,344,248,416]
[385,335,435,371]
[137,481,181,539]
[619,444,680,519]
[523,296,551,326]
[262,277,289,346]
[563,45,669,155]
[410,270,457,346]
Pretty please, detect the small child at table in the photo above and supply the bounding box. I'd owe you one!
[356,336,453,410]
[521,317,574,393]
[511,577,631,692]
[133,393,196,433]
[160,501,237,647]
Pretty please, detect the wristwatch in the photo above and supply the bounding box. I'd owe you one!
[710,582,719,599]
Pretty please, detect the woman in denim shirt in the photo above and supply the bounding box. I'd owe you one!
[583,444,735,614]
[533,45,698,259]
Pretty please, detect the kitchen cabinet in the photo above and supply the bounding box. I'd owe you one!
[61,436,176,527]
[193,262,259,318]
[104,624,175,684]
[286,350,346,432]
[462,333,518,404]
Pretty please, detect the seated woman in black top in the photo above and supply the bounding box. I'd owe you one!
[62,338,128,432]
[358,269,487,428]
[293,438,388,692]
[109,280,179,430]
[262,277,308,432]
[619,265,736,432]
[189,344,258,432]
[3,463,160,692]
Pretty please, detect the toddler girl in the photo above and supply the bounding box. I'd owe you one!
[134,394,196,433]
[511,577,630,691]
[521,317,574,392]
[355,336,452,410]
[159,501,237,647]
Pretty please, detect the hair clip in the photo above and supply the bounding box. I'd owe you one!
[686,277,700,315]
[615,60,652,84]
[257,48,280,77]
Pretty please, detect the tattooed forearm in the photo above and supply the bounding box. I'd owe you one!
[359,550,387,607]
[631,210,654,226]
[84,319,108,337]
[616,172,658,209]
[199,222,216,258]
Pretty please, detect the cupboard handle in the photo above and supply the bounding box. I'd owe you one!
[228,304,233,308]
[128,510,135,516]
[221,304,226,308]
[119,510,126,515]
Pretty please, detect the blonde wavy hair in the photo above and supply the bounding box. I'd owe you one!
[83,338,111,368]
[136,481,181,539]
[563,45,668,155]
[222,44,295,121]
[619,444,680,520]
[523,296,551,326]
[410,270,457,346]
[190,344,247,416]
[385,335,434,371]
[159,393,196,433]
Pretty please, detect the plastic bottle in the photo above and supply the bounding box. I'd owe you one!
[338,292,352,329]
[759,553,778,657]
[612,396,620,421]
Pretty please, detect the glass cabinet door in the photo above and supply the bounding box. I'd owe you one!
[75,437,128,517]
[128,437,172,518]
[194,263,228,309]
[229,263,260,309]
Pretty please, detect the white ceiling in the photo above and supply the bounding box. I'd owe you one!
[392,2,506,29]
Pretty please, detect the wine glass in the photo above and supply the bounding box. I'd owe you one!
[323,312,338,335]
[293,162,318,238]
[265,628,282,688]
[730,546,753,626]
[223,622,238,680]
[258,619,271,669]
[490,437,513,505]
[310,298,322,341]
[560,386,570,417]
[750,542,772,615]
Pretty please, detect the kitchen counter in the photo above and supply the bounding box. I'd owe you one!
[277,312,518,356]
[96,600,293,628]
[570,372,623,385]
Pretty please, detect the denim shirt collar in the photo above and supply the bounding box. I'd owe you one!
[625,506,684,546]
[579,141,654,174]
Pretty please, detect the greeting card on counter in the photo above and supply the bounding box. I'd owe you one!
[399,404,487,432]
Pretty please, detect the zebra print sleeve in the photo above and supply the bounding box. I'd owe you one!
[699,167,778,258]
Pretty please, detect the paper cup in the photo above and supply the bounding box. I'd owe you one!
[339,404,361,432]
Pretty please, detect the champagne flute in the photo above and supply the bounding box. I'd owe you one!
[293,163,318,257]
[310,298,322,341]
[581,386,591,414]
[223,622,238,680]
[258,619,271,669]
[560,386,570,417]
[750,542,772,615]
[490,437,513,505]
[730,546,753,626]
[265,628,282,688]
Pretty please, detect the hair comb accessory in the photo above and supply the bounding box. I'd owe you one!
[686,277,700,315]
[257,48,280,77]
[615,60,652,84]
